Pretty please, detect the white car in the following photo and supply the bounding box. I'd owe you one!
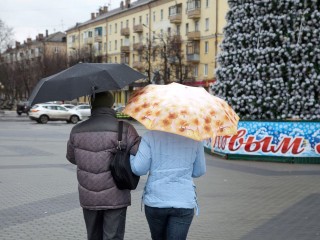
[29,104,83,124]
[72,105,91,118]
[61,104,75,109]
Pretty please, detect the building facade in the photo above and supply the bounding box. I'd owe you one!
[66,0,228,105]
[0,31,67,101]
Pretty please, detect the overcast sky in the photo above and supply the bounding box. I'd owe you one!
[0,0,131,43]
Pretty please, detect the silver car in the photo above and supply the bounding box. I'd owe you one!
[72,104,91,118]
[29,104,82,124]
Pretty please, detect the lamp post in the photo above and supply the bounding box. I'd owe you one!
[0,82,4,99]
[143,24,152,83]
[153,35,169,84]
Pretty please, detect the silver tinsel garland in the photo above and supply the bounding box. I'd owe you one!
[212,0,320,120]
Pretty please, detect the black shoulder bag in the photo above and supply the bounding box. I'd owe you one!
[110,121,140,190]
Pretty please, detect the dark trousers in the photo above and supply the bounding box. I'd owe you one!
[83,207,127,240]
[145,205,194,240]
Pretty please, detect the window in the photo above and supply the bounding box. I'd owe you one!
[88,31,93,38]
[177,25,181,35]
[109,25,112,35]
[139,16,142,24]
[160,9,163,20]
[115,56,117,63]
[133,18,135,27]
[205,18,209,31]
[205,41,209,54]
[54,47,59,54]
[152,31,156,42]
[95,27,102,36]
[186,23,189,34]
[194,66,198,77]
[115,23,117,33]
[204,64,208,76]
[115,40,117,50]
[109,41,111,51]
[195,21,199,31]
[153,11,156,22]
[206,0,209,7]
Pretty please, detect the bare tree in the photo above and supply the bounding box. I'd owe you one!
[0,19,14,54]
[152,32,194,85]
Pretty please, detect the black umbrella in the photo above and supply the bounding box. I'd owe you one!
[28,63,147,105]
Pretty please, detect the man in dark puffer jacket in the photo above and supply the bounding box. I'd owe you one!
[66,91,140,240]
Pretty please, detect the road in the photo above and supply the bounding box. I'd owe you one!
[0,111,320,240]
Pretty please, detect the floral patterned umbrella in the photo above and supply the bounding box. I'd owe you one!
[123,83,239,145]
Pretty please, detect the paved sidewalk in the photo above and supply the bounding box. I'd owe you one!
[0,116,319,239]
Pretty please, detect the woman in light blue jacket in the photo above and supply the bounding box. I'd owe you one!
[130,130,206,240]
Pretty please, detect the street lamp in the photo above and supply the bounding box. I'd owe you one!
[143,24,152,83]
[0,82,4,99]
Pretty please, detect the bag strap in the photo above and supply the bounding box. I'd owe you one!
[117,121,123,150]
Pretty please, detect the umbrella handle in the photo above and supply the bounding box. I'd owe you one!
[90,86,98,100]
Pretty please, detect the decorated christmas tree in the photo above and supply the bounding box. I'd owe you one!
[211,0,320,120]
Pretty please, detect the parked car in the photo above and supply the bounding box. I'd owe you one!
[115,106,132,119]
[61,104,75,109]
[16,100,31,115]
[72,104,91,118]
[29,104,82,124]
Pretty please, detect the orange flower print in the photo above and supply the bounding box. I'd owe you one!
[134,107,141,113]
[178,120,189,132]
[209,110,216,116]
[155,110,161,117]
[168,112,178,119]
[204,124,211,133]
[193,118,200,126]
[180,109,188,115]
[161,118,171,128]
[204,116,211,124]
[141,102,150,108]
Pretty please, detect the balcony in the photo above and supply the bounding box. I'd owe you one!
[133,43,144,51]
[94,35,102,42]
[186,53,200,63]
[187,8,201,19]
[169,4,182,24]
[187,0,201,19]
[169,13,182,24]
[187,31,201,41]
[121,45,130,53]
[121,27,130,36]
[133,24,144,33]
[84,37,93,45]
[132,61,145,71]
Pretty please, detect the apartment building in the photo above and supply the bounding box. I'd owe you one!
[0,31,67,100]
[66,0,228,105]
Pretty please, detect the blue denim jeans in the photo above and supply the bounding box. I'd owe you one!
[145,205,194,240]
